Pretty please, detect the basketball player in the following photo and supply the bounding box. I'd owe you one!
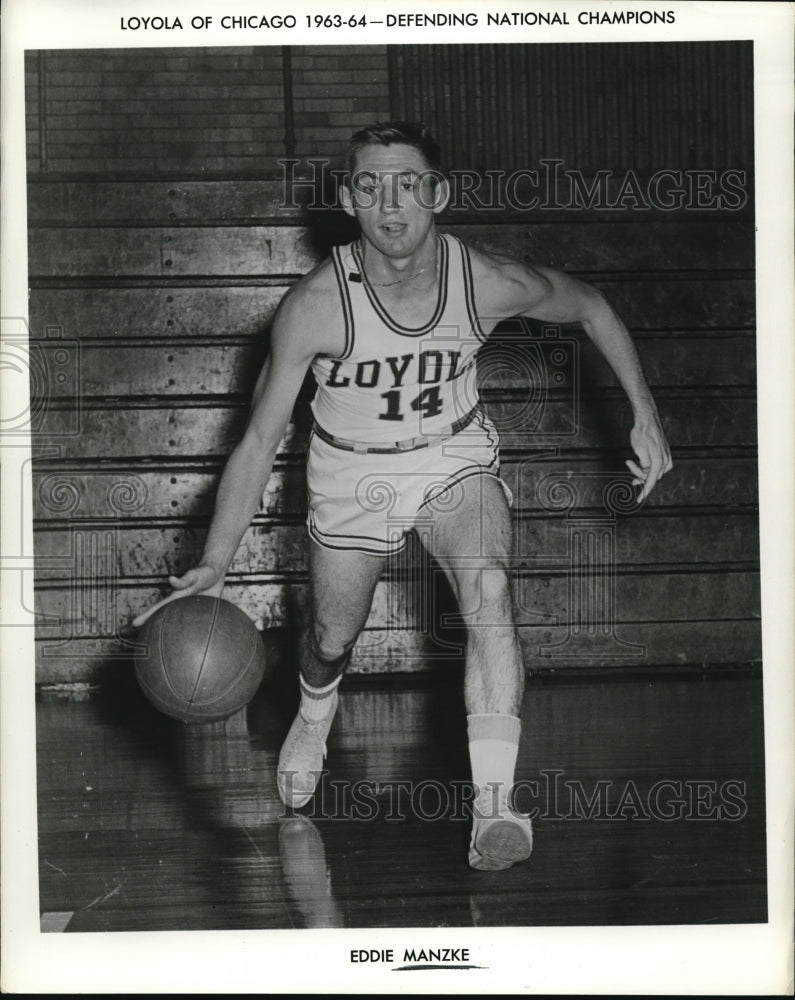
[134,122,672,871]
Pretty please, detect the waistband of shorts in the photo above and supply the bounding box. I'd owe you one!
[312,405,482,455]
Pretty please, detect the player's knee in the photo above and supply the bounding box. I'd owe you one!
[455,561,513,616]
[478,565,513,610]
[309,622,356,666]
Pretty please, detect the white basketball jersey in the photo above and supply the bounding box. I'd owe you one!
[311,234,487,443]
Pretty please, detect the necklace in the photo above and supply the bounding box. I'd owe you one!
[354,241,439,288]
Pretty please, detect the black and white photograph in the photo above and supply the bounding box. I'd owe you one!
[1,1,792,993]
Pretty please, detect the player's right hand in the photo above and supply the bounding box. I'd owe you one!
[131,564,223,628]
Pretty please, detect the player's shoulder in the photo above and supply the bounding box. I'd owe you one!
[457,239,552,315]
[271,256,345,358]
[278,256,338,316]
[460,239,541,285]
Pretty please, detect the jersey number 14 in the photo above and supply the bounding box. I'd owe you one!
[379,385,443,422]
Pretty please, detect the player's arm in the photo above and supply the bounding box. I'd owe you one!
[132,287,318,627]
[491,258,673,500]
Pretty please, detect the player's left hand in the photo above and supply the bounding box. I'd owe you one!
[626,413,673,502]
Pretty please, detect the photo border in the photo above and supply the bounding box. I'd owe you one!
[1,1,792,993]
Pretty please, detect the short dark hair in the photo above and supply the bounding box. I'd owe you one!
[345,121,443,180]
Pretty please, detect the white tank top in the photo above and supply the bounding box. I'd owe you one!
[311,233,487,443]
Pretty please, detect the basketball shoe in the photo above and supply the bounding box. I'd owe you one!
[469,800,534,871]
[277,691,339,809]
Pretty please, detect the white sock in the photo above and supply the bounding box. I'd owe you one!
[467,713,521,816]
[299,673,342,724]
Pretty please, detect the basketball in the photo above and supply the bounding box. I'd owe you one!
[134,595,267,723]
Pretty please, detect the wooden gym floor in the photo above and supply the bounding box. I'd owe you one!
[36,667,767,932]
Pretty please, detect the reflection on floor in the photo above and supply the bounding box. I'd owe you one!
[37,668,767,931]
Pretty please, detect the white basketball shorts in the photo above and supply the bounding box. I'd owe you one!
[306,408,513,556]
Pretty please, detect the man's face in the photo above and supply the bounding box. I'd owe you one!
[342,143,448,259]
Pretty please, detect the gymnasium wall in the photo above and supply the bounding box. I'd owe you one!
[390,43,754,173]
[25,42,760,683]
[25,45,390,172]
